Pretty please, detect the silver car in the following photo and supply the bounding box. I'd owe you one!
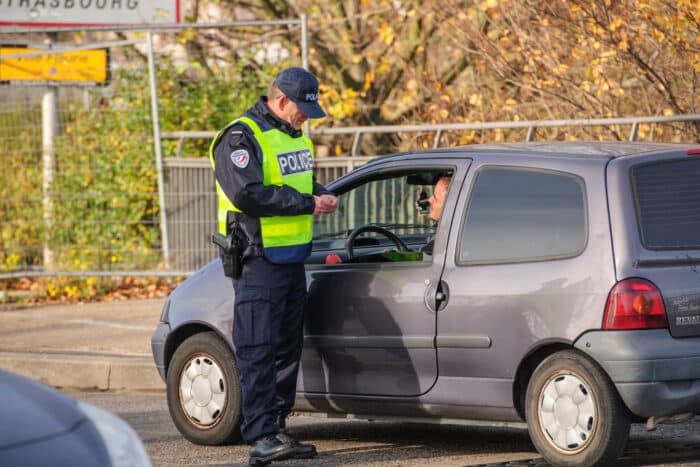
[0,369,151,467]
[151,141,700,467]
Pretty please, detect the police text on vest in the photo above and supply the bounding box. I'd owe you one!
[277,149,313,176]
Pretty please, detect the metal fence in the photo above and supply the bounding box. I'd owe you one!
[163,156,375,271]
[160,113,700,272]
[166,113,700,158]
[0,36,158,278]
[0,19,309,278]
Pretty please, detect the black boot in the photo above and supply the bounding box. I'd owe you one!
[249,434,296,466]
[276,415,318,459]
[276,431,318,459]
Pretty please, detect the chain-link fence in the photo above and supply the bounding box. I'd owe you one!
[0,36,159,278]
[0,20,308,278]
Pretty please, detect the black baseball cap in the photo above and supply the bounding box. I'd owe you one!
[275,67,326,119]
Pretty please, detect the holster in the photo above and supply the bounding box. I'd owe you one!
[212,231,243,279]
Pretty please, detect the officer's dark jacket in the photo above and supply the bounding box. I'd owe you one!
[213,97,332,259]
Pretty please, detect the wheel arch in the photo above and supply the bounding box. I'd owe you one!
[164,322,234,378]
[512,341,573,420]
[512,340,630,422]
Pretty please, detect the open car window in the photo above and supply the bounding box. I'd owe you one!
[309,168,452,264]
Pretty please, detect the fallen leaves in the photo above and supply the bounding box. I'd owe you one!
[0,275,184,306]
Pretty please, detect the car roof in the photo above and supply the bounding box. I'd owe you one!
[457,141,692,157]
[372,141,695,163]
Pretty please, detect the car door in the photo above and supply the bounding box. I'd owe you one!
[299,156,469,397]
[434,157,612,411]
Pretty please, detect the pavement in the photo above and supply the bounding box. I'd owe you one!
[0,298,166,391]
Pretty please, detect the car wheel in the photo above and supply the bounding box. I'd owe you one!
[525,350,630,467]
[166,332,242,445]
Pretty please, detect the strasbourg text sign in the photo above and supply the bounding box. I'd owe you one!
[0,0,180,27]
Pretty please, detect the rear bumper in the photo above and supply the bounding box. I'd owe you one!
[150,322,171,382]
[574,329,700,417]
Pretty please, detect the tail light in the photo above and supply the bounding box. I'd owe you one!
[603,278,668,330]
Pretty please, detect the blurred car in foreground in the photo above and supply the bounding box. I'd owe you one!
[152,141,700,467]
[0,369,151,467]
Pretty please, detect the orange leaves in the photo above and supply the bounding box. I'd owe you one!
[320,84,359,120]
[609,18,624,32]
[378,22,395,45]
[300,0,698,148]
[468,93,483,108]
[553,64,570,75]
[362,70,375,95]
[651,28,665,43]
[0,276,180,305]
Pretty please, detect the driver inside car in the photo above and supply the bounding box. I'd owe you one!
[325,172,452,264]
[421,173,452,256]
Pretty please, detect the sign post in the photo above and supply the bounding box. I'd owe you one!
[42,77,57,270]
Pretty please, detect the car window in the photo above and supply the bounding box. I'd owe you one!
[632,158,700,250]
[312,169,453,261]
[458,166,587,264]
[314,175,434,239]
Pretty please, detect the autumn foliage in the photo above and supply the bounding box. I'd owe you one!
[224,0,699,151]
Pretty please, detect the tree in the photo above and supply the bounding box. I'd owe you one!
[214,0,698,149]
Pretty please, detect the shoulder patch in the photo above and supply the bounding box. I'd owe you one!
[230,149,250,168]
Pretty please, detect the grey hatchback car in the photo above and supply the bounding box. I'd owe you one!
[151,141,700,467]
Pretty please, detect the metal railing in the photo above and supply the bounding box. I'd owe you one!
[163,113,700,158]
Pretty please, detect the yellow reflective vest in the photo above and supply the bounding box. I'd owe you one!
[209,116,314,264]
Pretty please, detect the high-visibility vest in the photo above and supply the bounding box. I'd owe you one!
[209,115,314,264]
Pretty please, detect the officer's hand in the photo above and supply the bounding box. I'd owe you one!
[313,194,338,215]
[322,194,338,212]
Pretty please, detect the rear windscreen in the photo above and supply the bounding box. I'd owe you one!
[632,158,700,250]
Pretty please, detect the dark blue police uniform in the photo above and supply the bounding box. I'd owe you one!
[212,98,332,447]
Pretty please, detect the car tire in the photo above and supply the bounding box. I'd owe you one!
[166,332,243,445]
[525,350,630,467]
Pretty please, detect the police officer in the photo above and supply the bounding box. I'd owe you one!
[209,67,338,466]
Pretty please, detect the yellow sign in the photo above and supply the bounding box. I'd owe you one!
[0,46,109,83]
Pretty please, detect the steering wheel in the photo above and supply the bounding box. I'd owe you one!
[346,225,409,260]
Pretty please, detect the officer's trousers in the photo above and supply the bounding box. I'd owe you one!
[232,256,306,443]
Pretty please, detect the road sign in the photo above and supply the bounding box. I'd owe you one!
[0,46,109,83]
[0,0,180,27]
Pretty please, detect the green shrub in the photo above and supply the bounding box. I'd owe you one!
[1,59,280,273]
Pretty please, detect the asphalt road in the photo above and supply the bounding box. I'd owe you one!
[66,390,700,467]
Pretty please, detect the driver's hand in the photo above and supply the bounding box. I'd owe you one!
[313,194,339,215]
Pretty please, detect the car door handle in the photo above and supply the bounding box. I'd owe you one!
[436,280,449,312]
[424,280,449,312]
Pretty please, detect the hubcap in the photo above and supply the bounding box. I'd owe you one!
[538,373,596,453]
[179,355,226,427]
